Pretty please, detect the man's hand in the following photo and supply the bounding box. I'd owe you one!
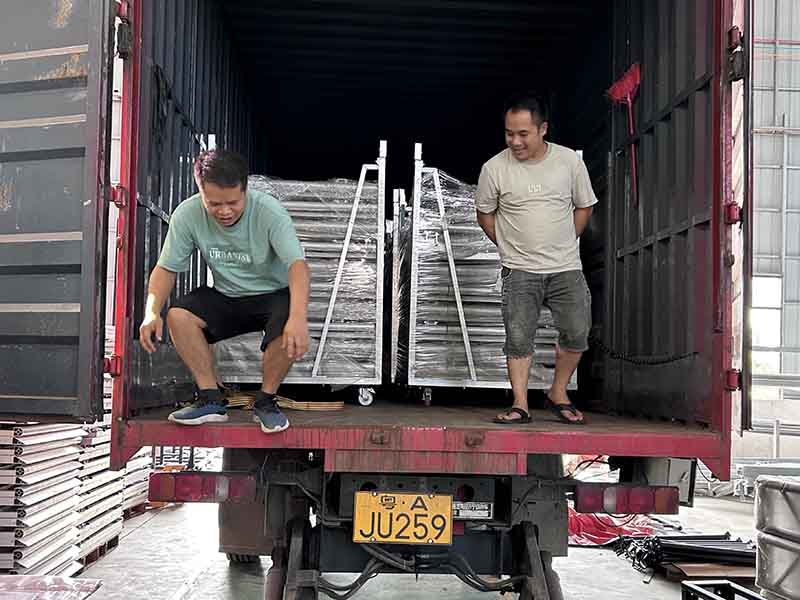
[476,210,498,245]
[282,315,310,360]
[139,313,163,354]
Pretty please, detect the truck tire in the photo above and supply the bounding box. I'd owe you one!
[226,553,260,564]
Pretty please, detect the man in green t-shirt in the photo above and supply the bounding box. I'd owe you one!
[139,149,310,433]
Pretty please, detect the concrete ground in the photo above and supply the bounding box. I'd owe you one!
[81,496,756,600]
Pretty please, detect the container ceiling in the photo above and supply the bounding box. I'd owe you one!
[219,0,608,181]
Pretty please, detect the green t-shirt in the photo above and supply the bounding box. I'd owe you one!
[157,190,305,297]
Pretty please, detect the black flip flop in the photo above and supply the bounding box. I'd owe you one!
[544,396,586,425]
[493,407,532,425]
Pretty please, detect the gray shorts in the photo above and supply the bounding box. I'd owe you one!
[501,268,591,358]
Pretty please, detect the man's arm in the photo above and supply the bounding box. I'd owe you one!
[282,259,310,360]
[476,210,498,245]
[574,206,593,238]
[139,266,177,353]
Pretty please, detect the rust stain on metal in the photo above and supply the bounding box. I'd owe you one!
[50,0,74,29]
[0,180,14,212]
[37,54,86,80]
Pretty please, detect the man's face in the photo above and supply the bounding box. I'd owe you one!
[505,109,548,162]
[198,180,246,227]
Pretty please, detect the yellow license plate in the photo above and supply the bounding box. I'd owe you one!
[353,491,453,546]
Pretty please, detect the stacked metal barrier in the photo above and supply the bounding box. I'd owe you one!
[76,426,123,563]
[123,448,152,512]
[216,142,386,388]
[394,145,576,389]
[0,424,85,576]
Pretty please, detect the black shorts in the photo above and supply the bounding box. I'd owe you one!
[171,286,290,351]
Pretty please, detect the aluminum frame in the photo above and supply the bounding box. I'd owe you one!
[308,140,387,385]
[217,141,387,387]
[403,144,574,390]
[390,188,407,383]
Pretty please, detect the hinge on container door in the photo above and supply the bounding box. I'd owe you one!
[104,355,122,377]
[725,202,742,225]
[727,26,745,82]
[110,185,128,208]
[725,369,742,391]
[116,2,133,60]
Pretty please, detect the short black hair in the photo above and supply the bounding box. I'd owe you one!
[503,91,550,126]
[193,149,248,190]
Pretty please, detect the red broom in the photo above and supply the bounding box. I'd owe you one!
[608,63,641,208]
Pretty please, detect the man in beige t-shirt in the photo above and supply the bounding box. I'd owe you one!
[476,92,597,426]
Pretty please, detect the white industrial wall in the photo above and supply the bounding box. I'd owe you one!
[738,0,800,458]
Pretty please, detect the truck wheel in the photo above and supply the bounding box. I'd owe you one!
[226,553,259,564]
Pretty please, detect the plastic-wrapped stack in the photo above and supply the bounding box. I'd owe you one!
[216,153,385,387]
[76,427,123,562]
[123,448,152,511]
[755,476,800,600]
[0,424,85,577]
[395,164,575,389]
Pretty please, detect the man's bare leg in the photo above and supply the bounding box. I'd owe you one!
[547,347,583,422]
[496,355,533,422]
[166,308,218,390]
[261,336,294,394]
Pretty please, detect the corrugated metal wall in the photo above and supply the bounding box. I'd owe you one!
[0,0,113,419]
[604,1,721,426]
[128,0,263,410]
[133,0,263,322]
[752,0,800,424]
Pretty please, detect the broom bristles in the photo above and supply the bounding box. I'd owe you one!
[608,63,641,103]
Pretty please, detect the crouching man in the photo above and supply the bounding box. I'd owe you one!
[139,149,310,434]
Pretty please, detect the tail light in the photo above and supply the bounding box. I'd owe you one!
[574,484,680,515]
[149,471,258,503]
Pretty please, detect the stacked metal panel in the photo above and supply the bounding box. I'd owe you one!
[72,322,125,562]
[76,427,123,562]
[102,325,115,424]
[216,142,386,386]
[394,150,575,389]
[123,448,152,511]
[0,424,84,577]
[756,476,800,600]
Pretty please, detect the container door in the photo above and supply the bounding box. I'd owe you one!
[605,0,748,446]
[738,0,754,430]
[0,0,116,420]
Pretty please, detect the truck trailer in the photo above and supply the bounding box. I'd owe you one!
[0,0,752,598]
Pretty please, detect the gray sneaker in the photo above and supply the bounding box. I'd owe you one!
[252,394,289,434]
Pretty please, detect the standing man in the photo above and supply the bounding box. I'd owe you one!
[139,149,310,434]
[476,92,597,425]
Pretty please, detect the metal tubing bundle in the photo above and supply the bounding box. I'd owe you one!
[394,150,575,389]
[216,143,386,386]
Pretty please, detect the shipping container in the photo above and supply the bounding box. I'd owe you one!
[0,0,751,597]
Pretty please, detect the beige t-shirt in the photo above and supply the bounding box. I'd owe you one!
[475,143,598,274]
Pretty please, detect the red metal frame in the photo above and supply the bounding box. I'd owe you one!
[109,0,737,480]
[713,0,735,482]
[111,0,141,470]
[114,419,727,477]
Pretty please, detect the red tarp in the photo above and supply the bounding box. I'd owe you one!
[0,576,101,600]
[568,506,655,546]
